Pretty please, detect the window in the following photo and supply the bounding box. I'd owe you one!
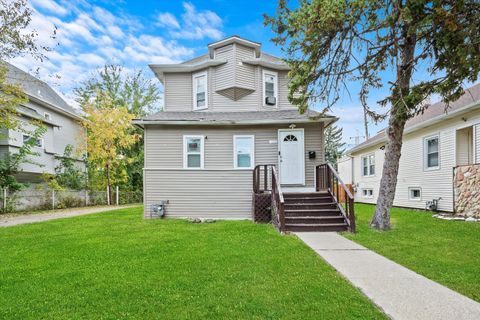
[234,135,254,169]
[362,188,374,198]
[263,70,278,106]
[44,112,51,120]
[409,187,422,201]
[23,135,43,148]
[183,136,204,169]
[424,135,439,169]
[361,154,375,176]
[193,72,207,110]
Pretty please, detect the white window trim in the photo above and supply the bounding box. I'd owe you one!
[233,135,255,169]
[408,187,422,201]
[192,71,208,111]
[183,135,205,169]
[361,153,375,177]
[23,134,44,149]
[262,69,278,107]
[362,188,374,199]
[424,134,440,171]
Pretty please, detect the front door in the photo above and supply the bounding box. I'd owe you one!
[279,129,305,185]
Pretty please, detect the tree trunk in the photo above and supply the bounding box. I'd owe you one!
[371,15,416,230]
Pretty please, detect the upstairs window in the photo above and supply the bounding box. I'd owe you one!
[23,135,43,148]
[193,72,207,110]
[263,70,278,106]
[183,135,204,169]
[234,135,254,169]
[362,154,375,176]
[44,112,51,121]
[424,135,440,170]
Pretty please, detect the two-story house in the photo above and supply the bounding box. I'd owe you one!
[134,36,355,232]
[1,62,85,183]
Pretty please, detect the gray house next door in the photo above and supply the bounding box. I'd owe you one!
[278,129,305,185]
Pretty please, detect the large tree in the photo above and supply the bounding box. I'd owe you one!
[75,65,161,191]
[265,0,480,230]
[0,0,54,131]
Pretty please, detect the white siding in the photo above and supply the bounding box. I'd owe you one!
[475,124,480,163]
[164,73,193,112]
[337,156,353,184]
[351,110,480,212]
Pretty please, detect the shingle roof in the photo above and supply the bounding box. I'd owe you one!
[138,109,335,124]
[348,83,480,154]
[4,61,79,116]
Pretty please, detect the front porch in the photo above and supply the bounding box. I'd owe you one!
[252,164,356,232]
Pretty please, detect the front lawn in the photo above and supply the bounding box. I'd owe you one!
[0,206,384,319]
[344,204,480,302]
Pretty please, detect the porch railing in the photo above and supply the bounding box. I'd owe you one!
[271,166,285,232]
[316,163,356,232]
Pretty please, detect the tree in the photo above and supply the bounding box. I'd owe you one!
[0,0,55,131]
[74,65,161,191]
[0,125,47,192]
[265,0,480,230]
[43,145,87,190]
[81,94,140,204]
[325,125,345,167]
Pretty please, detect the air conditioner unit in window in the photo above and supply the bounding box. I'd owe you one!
[265,96,276,105]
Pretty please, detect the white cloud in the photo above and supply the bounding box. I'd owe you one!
[30,0,68,16]
[157,13,180,29]
[161,2,224,40]
[8,1,199,105]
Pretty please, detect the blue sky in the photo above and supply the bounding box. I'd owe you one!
[14,0,390,146]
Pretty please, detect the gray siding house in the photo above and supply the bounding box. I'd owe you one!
[1,62,85,183]
[135,36,352,230]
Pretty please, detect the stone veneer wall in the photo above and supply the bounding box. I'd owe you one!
[454,164,480,217]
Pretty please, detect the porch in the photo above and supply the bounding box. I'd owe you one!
[252,164,356,232]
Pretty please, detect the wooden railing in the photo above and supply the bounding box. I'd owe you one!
[253,164,275,193]
[316,163,356,233]
[271,166,285,232]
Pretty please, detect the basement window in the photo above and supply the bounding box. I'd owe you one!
[409,187,422,201]
[362,188,374,198]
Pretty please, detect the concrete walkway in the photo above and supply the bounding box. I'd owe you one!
[0,205,138,227]
[296,232,480,320]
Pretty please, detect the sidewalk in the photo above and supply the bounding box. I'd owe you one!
[0,205,139,227]
[295,232,480,320]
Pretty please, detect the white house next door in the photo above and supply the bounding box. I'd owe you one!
[279,129,305,185]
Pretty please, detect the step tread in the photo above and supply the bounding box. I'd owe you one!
[285,216,344,220]
[285,202,337,206]
[285,223,347,227]
[285,208,340,212]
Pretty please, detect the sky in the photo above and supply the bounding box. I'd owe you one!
[12,0,392,148]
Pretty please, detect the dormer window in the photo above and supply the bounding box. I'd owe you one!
[193,71,208,110]
[263,70,278,106]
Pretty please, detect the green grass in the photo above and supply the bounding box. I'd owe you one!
[0,207,384,319]
[344,204,480,302]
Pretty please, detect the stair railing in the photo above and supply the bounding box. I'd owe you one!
[271,166,285,232]
[253,164,276,193]
[316,163,356,233]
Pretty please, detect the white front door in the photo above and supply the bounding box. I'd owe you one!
[279,129,305,185]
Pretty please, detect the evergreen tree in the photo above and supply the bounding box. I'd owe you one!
[324,125,345,167]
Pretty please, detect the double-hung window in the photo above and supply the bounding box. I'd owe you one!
[263,70,278,106]
[193,72,207,110]
[183,135,204,169]
[362,154,375,176]
[234,135,254,169]
[424,135,439,170]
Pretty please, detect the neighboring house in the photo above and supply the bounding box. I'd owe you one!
[134,36,353,231]
[339,84,480,216]
[0,62,85,183]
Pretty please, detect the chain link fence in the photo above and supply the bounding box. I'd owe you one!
[0,187,142,214]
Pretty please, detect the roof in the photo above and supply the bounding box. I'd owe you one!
[348,83,480,154]
[134,109,337,126]
[3,62,81,119]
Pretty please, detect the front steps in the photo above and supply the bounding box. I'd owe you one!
[283,192,348,232]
